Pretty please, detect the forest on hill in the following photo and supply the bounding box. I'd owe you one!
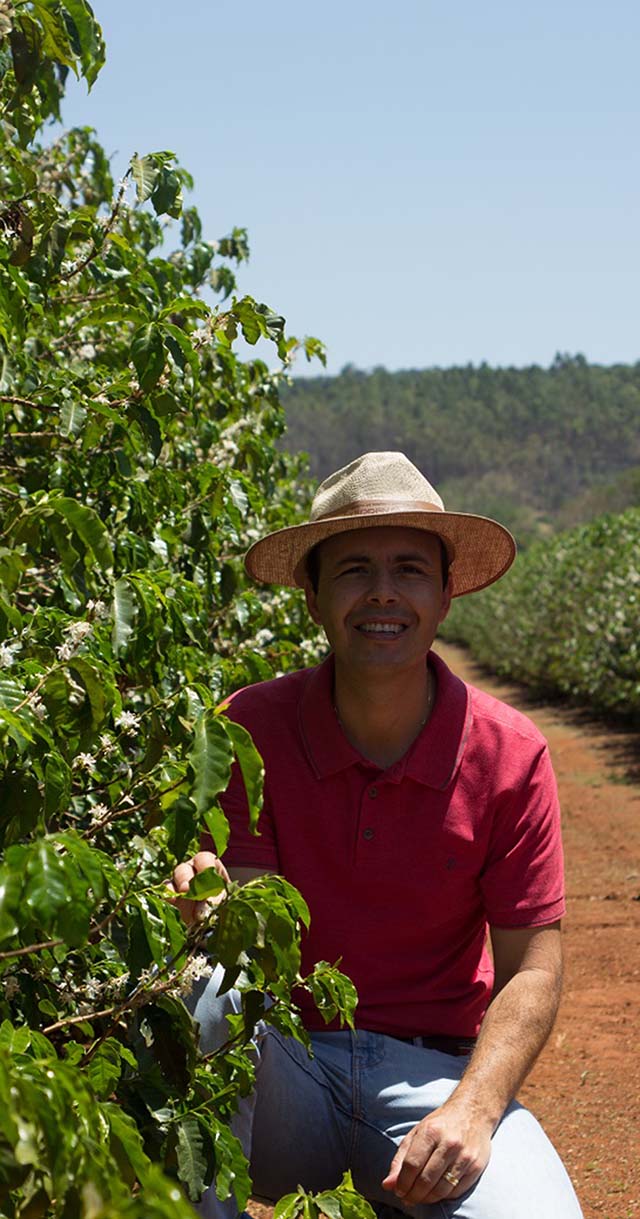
[283,356,640,545]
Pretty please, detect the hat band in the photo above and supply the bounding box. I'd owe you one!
[312,498,444,522]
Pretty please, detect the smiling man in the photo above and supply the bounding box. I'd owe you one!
[176,452,584,1219]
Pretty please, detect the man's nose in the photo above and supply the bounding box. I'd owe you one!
[366,569,398,603]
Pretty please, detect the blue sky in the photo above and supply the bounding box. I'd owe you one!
[59,0,640,375]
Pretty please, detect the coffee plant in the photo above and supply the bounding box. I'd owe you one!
[0,4,360,1217]
[444,509,640,721]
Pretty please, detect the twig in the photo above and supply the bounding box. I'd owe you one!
[0,395,58,413]
[88,858,144,942]
[59,177,128,282]
[43,1003,118,1034]
[0,937,64,961]
[82,775,185,838]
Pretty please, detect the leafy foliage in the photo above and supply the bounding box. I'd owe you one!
[0,4,353,1216]
[273,1171,377,1219]
[443,509,640,721]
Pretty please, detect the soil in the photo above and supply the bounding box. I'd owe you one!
[249,641,640,1219]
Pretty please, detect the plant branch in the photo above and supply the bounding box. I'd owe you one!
[0,937,64,961]
[0,395,58,413]
[59,176,128,282]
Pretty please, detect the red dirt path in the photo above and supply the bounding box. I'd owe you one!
[250,641,640,1219]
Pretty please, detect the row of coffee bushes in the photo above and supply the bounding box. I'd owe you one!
[442,509,640,720]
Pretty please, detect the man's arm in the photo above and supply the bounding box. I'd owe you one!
[382,921,563,1206]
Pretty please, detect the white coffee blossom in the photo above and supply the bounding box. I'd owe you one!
[89,803,109,826]
[99,733,116,754]
[115,710,140,733]
[0,641,20,668]
[56,620,93,662]
[73,752,96,771]
[28,695,46,721]
[87,599,109,620]
[84,977,103,1001]
[79,343,96,360]
[3,976,20,1000]
[65,620,93,645]
[255,628,274,647]
[174,954,214,995]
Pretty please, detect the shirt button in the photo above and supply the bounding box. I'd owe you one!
[363,827,375,840]
[368,786,378,799]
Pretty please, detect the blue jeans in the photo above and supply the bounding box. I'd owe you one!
[191,968,584,1219]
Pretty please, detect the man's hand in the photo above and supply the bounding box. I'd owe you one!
[382,924,563,1206]
[382,1095,493,1205]
[169,851,230,926]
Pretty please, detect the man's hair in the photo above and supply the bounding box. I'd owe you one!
[305,536,450,593]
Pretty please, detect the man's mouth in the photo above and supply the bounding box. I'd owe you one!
[356,622,407,636]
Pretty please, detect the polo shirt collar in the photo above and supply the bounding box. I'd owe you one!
[298,649,472,790]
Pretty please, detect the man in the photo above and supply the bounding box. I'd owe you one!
[174,452,584,1219]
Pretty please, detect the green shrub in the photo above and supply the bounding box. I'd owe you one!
[0,6,359,1217]
[443,510,640,720]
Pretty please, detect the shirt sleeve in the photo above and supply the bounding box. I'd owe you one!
[480,744,566,927]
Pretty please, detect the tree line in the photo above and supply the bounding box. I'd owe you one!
[283,357,640,545]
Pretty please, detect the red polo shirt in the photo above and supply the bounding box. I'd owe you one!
[215,650,565,1038]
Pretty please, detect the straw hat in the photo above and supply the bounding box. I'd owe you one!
[245,451,516,597]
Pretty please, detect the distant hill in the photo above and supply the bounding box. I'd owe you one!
[282,355,640,545]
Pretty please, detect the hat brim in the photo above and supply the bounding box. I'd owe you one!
[244,510,516,597]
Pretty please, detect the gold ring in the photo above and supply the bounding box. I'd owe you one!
[443,1170,460,1187]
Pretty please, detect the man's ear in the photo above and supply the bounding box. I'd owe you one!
[438,576,453,624]
[304,580,322,626]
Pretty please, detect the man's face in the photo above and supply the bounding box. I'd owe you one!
[304,526,452,678]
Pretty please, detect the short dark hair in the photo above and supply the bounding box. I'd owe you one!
[305,535,450,593]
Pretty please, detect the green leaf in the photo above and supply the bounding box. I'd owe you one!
[86,1039,124,1099]
[0,865,22,943]
[175,1115,207,1201]
[0,706,35,745]
[151,167,183,219]
[23,839,68,928]
[306,961,358,1029]
[162,322,199,378]
[159,297,210,321]
[202,804,230,858]
[82,303,150,328]
[67,657,109,729]
[104,1102,151,1181]
[60,0,106,87]
[187,868,225,901]
[50,496,113,572]
[189,711,234,817]
[130,154,159,204]
[223,719,264,833]
[30,1,77,71]
[131,323,166,392]
[59,400,87,438]
[209,1118,251,1209]
[112,578,136,655]
[274,1192,305,1219]
[44,751,71,816]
